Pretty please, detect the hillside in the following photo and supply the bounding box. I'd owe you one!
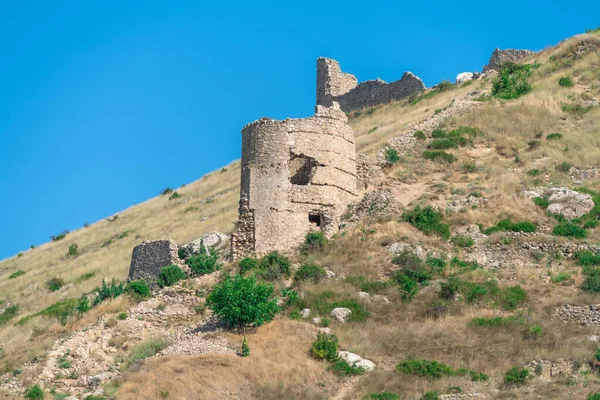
[1,30,600,399]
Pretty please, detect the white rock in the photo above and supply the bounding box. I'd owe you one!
[358,292,370,298]
[373,295,390,304]
[387,242,427,259]
[325,269,336,279]
[179,231,229,259]
[337,351,376,371]
[312,317,322,325]
[547,188,594,220]
[300,308,311,318]
[456,72,474,84]
[318,327,331,334]
[331,307,352,322]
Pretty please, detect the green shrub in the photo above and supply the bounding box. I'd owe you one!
[294,263,326,283]
[8,270,25,279]
[402,205,450,239]
[561,103,593,116]
[423,150,456,163]
[328,359,365,376]
[588,393,600,400]
[428,139,457,150]
[51,231,69,242]
[463,163,477,173]
[414,131,426,140]
[117,312,128,320]
[157,265,186,288]
[168,191,181,200]
[504,367,529,386]
[257,251,291,281]
[527,169,543,176]
[186,248,221,276]
[492,62,533,99]
[368,393,400,400]
[39,299,79,325]
[437,81,454,91]
[384,147,401,165]
[92,279,125,306]
[553,222,587,238]
[396,274,419,302]
[498,286,527,310]
[160,187,173,195]
[281,288,300,307]
[24,384,44,400]
[0,305,19,326]
[239,257,258,275]
[582,268,600,293]
[483,219,536,234]
[558,77,573,87]
[66,244,78,257]
[75,272,95,283]
[533,196,550,209]
[431,129,445,138]
[546,133,563,140]
[46,277,65,292]
[577,251,600,266]
[241,336,250,357]
[587,26,600,33]
[344,276,394,294]
[551,272,572,284]
[557,161,573,172]
[311,332,339,361]
[451,235,474,248]
[207,274,279,328]
[421,392,439,400]
[440,276,461,300]
[77,296,90,313]
[126,280,151,299]
[125,337,169,368]
[396,359,455,379]
[469,315,525,328]
[301,231,328,253]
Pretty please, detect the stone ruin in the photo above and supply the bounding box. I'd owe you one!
[483,48,534,72]
[316,57,425,113]
[128,239,186,286]
[230,101,358,259]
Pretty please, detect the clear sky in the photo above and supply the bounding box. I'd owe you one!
[0,1,598,259]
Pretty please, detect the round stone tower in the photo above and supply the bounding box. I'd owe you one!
[231,102,357,258]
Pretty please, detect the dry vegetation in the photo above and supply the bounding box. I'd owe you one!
[2,32,600,399]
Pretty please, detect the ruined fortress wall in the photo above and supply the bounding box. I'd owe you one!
[484,48,534,71]
[316,57,425,113]
[128,240,182,286]
[233,103,357,256]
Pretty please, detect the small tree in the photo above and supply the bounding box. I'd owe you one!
[206,274,279,329]
[186,247,221,276]
[241,336,250,357]
[157,265,186,288]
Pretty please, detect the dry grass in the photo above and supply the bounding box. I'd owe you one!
[116,320,338,400]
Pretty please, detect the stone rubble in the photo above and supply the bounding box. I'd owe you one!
[331,308,352,322]
[522,187,595,220]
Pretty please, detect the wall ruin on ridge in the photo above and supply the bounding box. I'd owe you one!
[316,57,425,113]
[230,101,357,259]
[483,48,534,72]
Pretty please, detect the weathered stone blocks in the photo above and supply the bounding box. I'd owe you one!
[128,239,183,285]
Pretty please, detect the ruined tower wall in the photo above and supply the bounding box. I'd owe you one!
[317,57,426,113]
[232,103,357,257]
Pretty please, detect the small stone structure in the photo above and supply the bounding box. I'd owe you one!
[128,240,184,285]
[230,101,357,258]
[554,304,600,325]
[483,48,534,72]
[316,57,425,113]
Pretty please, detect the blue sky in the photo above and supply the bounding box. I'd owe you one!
[0,1,598,259]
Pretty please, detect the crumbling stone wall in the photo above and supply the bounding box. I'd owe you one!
[483,48,534,72]
[553,304,600,325]
[128,240,184,285]
[317,57,425,113]
[231,102,357,258]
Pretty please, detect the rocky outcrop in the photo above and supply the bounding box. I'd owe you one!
[523,187,594,220]
[456,72,475,84]
[350,189,401,221]
[337,351,376,371]
[178,231,229,260]
[331,307,352,322]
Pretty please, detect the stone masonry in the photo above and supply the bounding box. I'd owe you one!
[128,239,184,286]
[483,48,534,72]
[316,57,425,113]
[230,101,357,258]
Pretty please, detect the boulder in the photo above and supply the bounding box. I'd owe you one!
[179,231,229,259]
[337,351,376,371]
[300,309,311,319]
[331,307,352,322]
[456,72,474,84]
[387,242,427,259]
[547,188,594,220]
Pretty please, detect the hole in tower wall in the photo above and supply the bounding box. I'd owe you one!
[289,153,319,185]
[308,213,322,227]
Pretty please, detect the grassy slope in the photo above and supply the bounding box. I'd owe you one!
[2,32,600,399]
